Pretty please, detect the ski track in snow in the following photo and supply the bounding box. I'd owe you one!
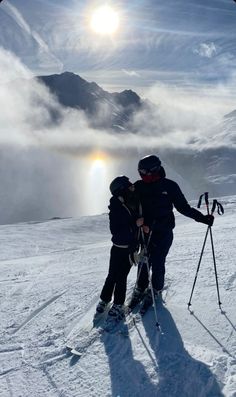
[10,290,68,335]
[0,197,235,396]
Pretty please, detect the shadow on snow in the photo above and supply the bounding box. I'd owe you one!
[101,302,224,397]
[100,328,158,397]
[141,302,224,397]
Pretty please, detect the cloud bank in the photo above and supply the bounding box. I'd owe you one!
[0,48,235,223]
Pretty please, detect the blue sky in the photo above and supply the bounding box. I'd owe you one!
[0,0,236,94]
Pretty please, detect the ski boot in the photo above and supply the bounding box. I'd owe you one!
[107,304,125,321]
[127,287,144,311]
[104,304,125,332]
[95,300,108,314]
[139,288,162,315]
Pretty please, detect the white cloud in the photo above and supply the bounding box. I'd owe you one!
[132,81,236,151]
[0,47,32,84]
[122,69,140,77]
[194,42,217,58]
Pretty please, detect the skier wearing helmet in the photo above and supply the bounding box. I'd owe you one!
[128,154,214,312]
[95,175,143,323]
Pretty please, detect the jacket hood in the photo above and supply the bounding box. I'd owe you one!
[159,166,166,178]
[108,195,123,210]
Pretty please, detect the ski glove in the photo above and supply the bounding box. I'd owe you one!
[201,215,214,226]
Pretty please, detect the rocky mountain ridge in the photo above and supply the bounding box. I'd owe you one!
[37,71,143,131]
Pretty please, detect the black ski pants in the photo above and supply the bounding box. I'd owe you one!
[137,230,173,292]
[100,245,132,305]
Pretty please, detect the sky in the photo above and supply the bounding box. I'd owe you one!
[0,0,236,94]
[0,0,236,224]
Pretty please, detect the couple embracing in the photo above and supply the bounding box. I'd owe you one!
[96,154,214,323]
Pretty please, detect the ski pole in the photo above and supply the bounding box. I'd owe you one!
[208,199,224,309]
[127,229,151,317]
[188,193,224,309]
[204,195,224,309]
[134,227,153,285]
[140,228,160,329]
[209,225,222,309]
[187,226,210,309]
[188,193,211,309]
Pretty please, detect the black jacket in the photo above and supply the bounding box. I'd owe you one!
[135,167,206,232]
[109,196,139,247]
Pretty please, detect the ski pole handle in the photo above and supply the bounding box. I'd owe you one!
[198,192,209,215]
[198,194,224,216]
[211,200,224,216]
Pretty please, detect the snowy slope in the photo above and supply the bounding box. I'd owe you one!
[0,197,235,397]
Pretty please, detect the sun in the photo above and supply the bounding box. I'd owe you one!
[90,5,120,35]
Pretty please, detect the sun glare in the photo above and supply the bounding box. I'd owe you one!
[81,151,110,215]
[90,5,120,35]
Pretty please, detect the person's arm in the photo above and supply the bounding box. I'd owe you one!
[171,182,214,226]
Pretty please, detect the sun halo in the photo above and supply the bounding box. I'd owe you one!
[89,151,109,166]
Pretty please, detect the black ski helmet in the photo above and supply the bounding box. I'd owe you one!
[138,155,161,174]
[109,175,132,196]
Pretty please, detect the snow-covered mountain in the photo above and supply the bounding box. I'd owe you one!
[157,106,236,197]
[221,110,236,148]
[160,146,236,197]
[37,71,143,131]
[198,110,236,195]
[0,196,235,396]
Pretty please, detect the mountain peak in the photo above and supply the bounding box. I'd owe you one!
[114,89,141,107]
[224,109,236,119]
[37,71,143,131]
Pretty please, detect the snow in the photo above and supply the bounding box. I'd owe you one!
[0,197,235,397]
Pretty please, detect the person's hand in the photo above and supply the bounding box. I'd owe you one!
[142,225,150,234]
[201,215,214,226]
[136,217,144,227]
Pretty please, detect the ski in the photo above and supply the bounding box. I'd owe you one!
[65,287,137,355]
[66,322,105,357]
[66,326,104,357]
[65,305,110,356]
[65,286,167,354]
[68,348,82,357]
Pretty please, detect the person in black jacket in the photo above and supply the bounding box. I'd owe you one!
[129,154,214,311]
[96,176,143,321]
